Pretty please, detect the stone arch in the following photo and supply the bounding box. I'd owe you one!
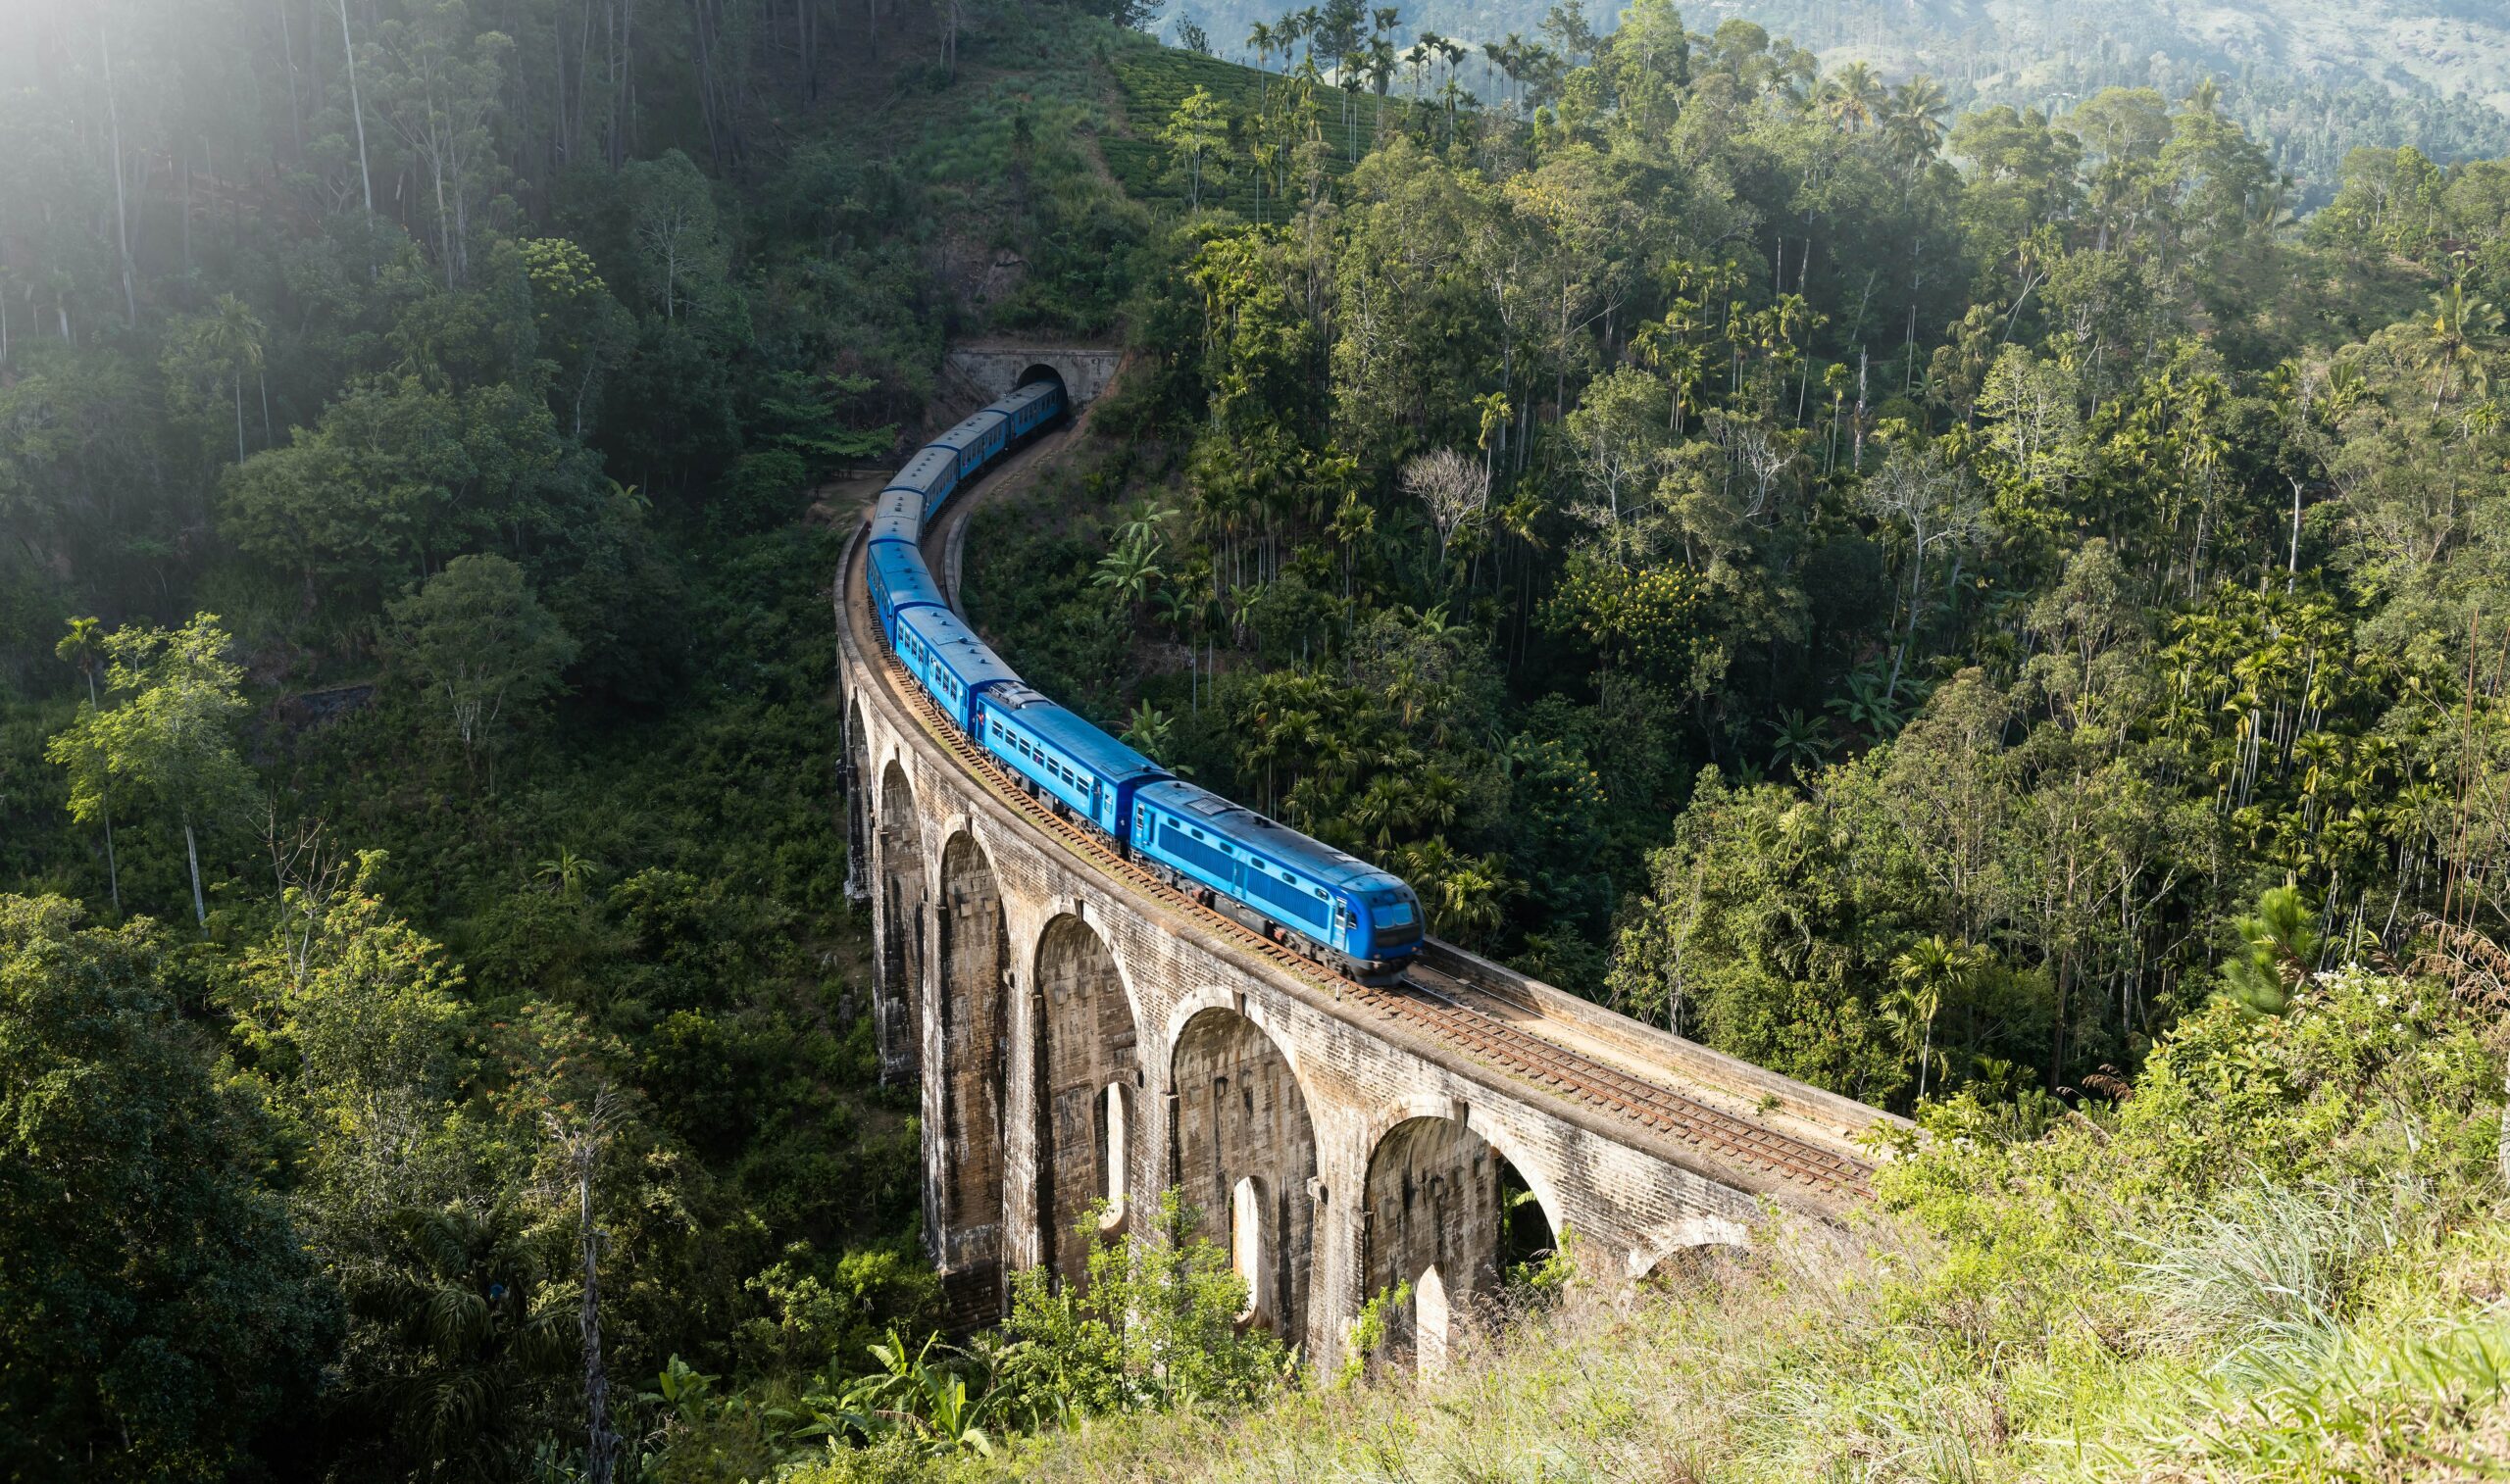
[1017,363,1069,398]
[842,696,873,905]
[1031,912,1139,1286]
[876,761,928,1083]
[1359,1113,1507,1370]
[935,829,1010,1318]
[1169,1005,1318,1340]
[1626,1214,1753,1282]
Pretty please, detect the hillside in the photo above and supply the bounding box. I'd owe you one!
[1163,0,2510,194]
[11,0,2510,1480]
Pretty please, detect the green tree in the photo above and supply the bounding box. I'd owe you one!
[161,292,269,465]
[368,0,512,286]
[991,1189,1287,1423]
[1888,935,1980,1103]
[352,1203,574,1480]
[46,615,254,931]
[218,850,472,1254]
[53,617,120,912]
[0,896,336,1478]
[621,149,730,324]
[2218,884,2323,1017]
[1161,84,1232,210]
[383,553,578,787]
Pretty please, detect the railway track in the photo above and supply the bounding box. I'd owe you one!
[848,528,1877,1205]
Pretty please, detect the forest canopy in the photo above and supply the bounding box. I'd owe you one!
[3,0,2509,1478]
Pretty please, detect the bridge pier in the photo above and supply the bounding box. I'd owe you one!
[836,540,1897,1369]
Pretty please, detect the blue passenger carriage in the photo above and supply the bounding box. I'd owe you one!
[868,542,948,642]
[1129,780,1426,982]
[976,685,1170,836]
[993,379,1066,438]
[889,447,960,519]
[868,487,925,544]
[931,408,1012,483]
[894,604,1020,731]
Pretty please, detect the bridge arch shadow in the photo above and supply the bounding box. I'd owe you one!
[877,761,927,1081]
[1031,912,1141,1286]
[935,830,1009,1317]
[1360,1113,1559,1373]
[1170,1004,1317,1340]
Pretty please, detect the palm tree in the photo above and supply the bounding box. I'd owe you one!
[1830,62,1885,132]
[534,846,602,899]
[1247,20,1275,71]
[1887,76,1950,166]
[190,293,269,464]
[357,1204,572,1480]
[1888,935,1980,1102]
[1496,32,1528,112]
[2421,281,2503,411]
[54,618,120,912]
[1094,532,1167,614]
[1766,709,1834,781]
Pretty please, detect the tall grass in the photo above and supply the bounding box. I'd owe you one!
[944,971,2510,1484]
[2127,1174,2420,1364]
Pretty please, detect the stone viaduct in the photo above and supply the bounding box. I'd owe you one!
[835,379,1901,1365]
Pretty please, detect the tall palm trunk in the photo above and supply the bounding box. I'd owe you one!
[182,808,207,931]
[84,668,120,913]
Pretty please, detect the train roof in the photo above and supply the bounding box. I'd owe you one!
[929,407,1010,451]
[889,448,954,494]
[872,488,923,526]
[981,682,1051,712]
[987,380,1061,415]
[1135,780,1409,894]
[994,699,1168,784]
[869,542,947,608]
[896,604,1021,691]
[867,514,922,548]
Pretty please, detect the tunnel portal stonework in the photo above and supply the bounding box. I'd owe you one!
[837,533,1896,1360]
[944,343,1124,407]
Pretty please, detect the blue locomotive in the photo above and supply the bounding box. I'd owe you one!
[864,376,1428,983]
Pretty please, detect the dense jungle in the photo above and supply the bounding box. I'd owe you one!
[1,0,2506,1479]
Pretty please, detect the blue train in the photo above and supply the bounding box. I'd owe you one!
[866,377,1427,983]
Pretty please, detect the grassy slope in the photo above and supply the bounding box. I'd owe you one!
[973,971,2510,1483]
